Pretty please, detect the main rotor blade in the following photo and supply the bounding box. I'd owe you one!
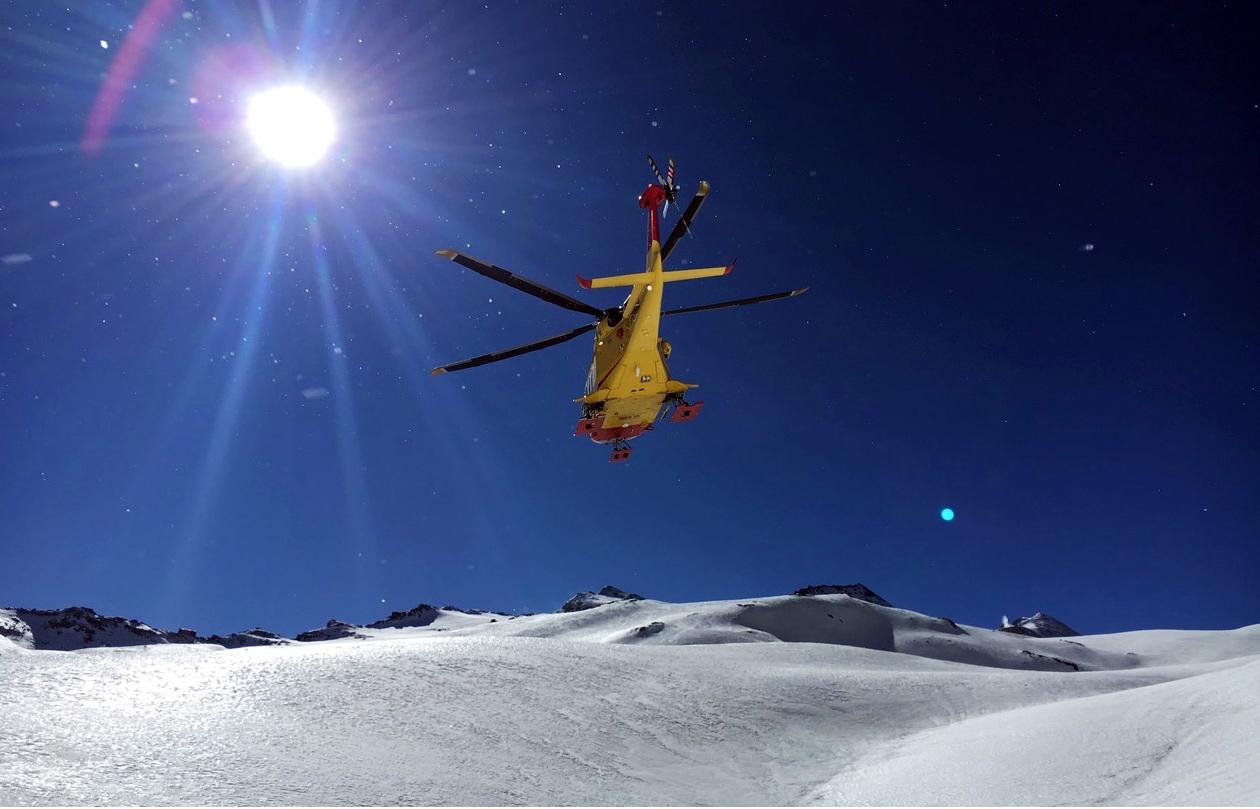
[431,323,596,376]
[661,287,808,317]
[435,249,604,318]
[659,181,710,261]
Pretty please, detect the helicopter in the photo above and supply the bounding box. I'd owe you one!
[431,155,807,462]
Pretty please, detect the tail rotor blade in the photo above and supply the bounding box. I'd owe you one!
[646,154,667,186]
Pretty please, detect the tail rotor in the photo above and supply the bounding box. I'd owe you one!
[646,153,680,220]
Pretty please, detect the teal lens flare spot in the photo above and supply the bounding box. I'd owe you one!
[940,508,955,522]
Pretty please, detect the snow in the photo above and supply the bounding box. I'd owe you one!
[809,656,1260,805]
[0,609,34,649]
[3,607,168,651]
[201,628,292,649]
[0,593,1256,805]
[999,611,1080,638]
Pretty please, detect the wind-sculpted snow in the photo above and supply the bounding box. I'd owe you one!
[0,595,1257,805]
[809,656,1260,805]
[430,595,1142,672]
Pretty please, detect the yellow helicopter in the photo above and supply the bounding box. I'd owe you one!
[432,155,807,462]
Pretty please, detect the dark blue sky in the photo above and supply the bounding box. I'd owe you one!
[1,2,1256,637]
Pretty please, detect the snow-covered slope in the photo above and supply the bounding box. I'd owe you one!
[294,605,510,643]
[386,593,1139,672]
[809,655,1260,805]
[1,593,1256,805]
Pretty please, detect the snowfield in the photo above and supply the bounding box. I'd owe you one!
[1,593,1257,805]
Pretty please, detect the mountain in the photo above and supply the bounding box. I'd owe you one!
[0,609,35,648]
[201,628,292,649]
[295,605,508,643]
[998,611,1080,638]
[0,606,170,651]
[560,584,644,612]
[0,607,291,651]
[792,583,892,606]
[295,619,365,643]
[2,590,1256,805]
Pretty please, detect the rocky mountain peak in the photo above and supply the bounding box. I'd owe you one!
[561,585,645,613]
[792,584,892,607]
[998,612,1080,638]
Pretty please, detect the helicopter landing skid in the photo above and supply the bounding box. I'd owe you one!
[669,400,704,423]
[609,440,633,463]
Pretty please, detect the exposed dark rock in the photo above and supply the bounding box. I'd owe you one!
[296,619,365,643]
[561,585,645,613]
[4,606,169,650]
[792,584,892,607]
[0,609,34,648]
[1020,649,1082,671]
[631,621,665,638]
[166,628,200,644]
[442,605,486,615]
[367,604,441,629]
[999,612,1080,638]
[203,628,291,648]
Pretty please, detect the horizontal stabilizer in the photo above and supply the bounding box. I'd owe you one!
[577,262,733,290]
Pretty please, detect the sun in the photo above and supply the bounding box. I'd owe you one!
[246,85,336,167]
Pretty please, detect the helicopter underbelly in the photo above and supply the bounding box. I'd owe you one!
[601,392,667,431]
[576,395,661,444]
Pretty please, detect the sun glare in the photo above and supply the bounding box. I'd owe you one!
[246,85,335,167]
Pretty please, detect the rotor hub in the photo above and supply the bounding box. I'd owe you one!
[639,184,668,210]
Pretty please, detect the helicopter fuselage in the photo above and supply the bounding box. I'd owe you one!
[430,160,806,464]
[575,185,701,448]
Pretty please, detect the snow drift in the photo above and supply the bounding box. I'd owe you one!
[1,589,1256,805]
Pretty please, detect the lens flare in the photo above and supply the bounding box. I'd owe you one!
[246,85,335,167]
